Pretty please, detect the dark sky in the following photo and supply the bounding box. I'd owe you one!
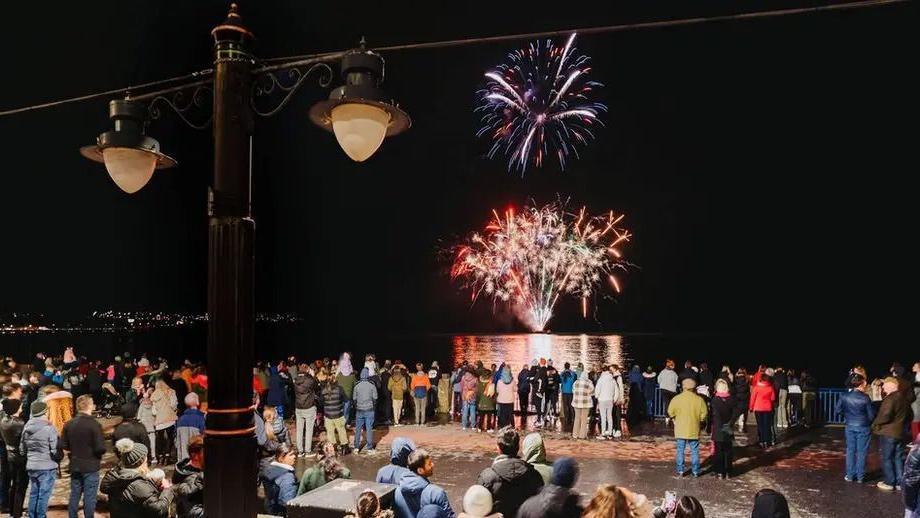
[1,1,915,345]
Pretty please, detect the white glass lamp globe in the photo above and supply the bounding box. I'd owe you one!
[330,103,390,162]
[102,147,158,193]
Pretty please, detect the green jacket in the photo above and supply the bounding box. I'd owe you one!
[522,433,553,484]
[388,374,407,401]
[297,464,351,496]
[667,390,708,439]
[477,379,496,411]
[337,373,356,399]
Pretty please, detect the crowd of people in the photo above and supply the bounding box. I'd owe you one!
[0,348,917,517]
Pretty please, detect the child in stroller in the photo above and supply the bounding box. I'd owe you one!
[97,382,125,418]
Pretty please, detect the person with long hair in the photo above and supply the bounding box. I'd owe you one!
[346,490,394,518]
[150,379,178,465]
[733,368,750,432]
[582,484,654,518]
[674,496,705,518]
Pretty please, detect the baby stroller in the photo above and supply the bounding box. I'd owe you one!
[96,383,125,418]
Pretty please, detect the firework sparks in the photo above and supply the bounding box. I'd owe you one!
[450,201,630,331]
[476,33,606,175]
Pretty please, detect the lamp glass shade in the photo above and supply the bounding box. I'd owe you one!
[330,103,390,162]
[102,147,157,193]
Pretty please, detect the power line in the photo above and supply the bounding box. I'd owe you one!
[0,0,907,118]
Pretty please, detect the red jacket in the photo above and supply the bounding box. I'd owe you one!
[749,381,776,412]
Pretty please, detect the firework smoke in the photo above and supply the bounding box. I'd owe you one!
[476,33,606,174]
[450,200,630,331]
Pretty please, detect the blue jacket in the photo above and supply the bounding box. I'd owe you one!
[376,437,416,485]
[177,408,206,433]
[19,417,60,471]
[560,370,577,394]
[262,462,298,515]
[394,472,455,518]
[835,390,876,428]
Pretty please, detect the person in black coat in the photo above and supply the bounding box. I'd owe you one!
[517,367,532,427]
[112,403,152,453]
[733,369,751,431]
[518,457,582,518]
[476,428,543,517]
[61,395,107,518]
[0,399,27,518]
[710,379,740,479]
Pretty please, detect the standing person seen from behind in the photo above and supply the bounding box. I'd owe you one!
[20,401,61,518]
[668,378,708,478]
[476,427,544,518]
[61,394,106,518]
[657,360,678,426]
[835,373,875,483]
[411,363,431,426]
[710,378,739,479]
[872,376,910,491]
[750,372,776,449]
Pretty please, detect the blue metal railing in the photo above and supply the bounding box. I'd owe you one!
[647,387,846,425]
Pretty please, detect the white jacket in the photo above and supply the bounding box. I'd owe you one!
[594,371,619,402]
[657,368,678,393]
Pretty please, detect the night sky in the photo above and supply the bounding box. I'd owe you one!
[1,1,915,349]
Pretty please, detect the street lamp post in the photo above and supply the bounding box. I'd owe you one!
[79,4,410,516]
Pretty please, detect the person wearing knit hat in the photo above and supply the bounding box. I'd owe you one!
[1,397,28,518]
[459,485,498,518]
[518,457,582,518]
[2,398,22,417]
[30,400,48,418]
[115,438,149,469]
[20,399,60,518]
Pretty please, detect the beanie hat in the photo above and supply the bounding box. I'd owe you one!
[2,399,22,417]
[551,457,579,488]
[30,400,48,418]
[462,485,493,517]
[116,438,148,469]
[121,403,139,419]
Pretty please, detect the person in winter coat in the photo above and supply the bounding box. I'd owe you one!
[150,380,178,465]
[559,363,577,433]
[297,443,351,495]
[113,403,151,454]
[376,437,416,485]
[657,361,679,426]
[749,374,776,449]
[571,370,595,440]
[518,457,582,518]
[544,365,561,423]
[321,379,349,451]
[353,368,379,452]
[594,368,619,439]
[267,363,289,418]
[293,364,319,456]
[667,378,708,477]
[1,399,27,518]
[101,438,175,518]
[496,366,516,429]
[477,371,497,432]
[394,448,455,518]
[20,401,61,518]
[61,394,106,518]
[873,377,911,491]
[261,446,299,516]
[835,374,876,483]
[733,369,751,431]
[476,428,543,517]
[410,364,432,426]
[427,362,441,420]
[389,366,408,426]
[337,355,357,426]
[517,367,532,428]
[521,433,552,484]
[529,366,546,427]
[175,393,206,463]
[710,379,739,479]
[750,489,790,518]
[172,436,204,518]
[460,369,479,431]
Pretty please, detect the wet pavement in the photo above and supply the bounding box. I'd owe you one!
[31,416,906,517]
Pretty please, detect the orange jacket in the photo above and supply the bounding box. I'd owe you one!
[749,381,776,412]
[410,372,431,391]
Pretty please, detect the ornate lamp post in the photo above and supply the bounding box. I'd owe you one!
[79,5,409,516]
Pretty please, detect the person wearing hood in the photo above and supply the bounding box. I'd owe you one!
[627,365,646,423]
[394,449,455,518]
[750,489,790,518]
[518,457,582,518]
[354,368,379,452]
[476,427,543,517]
[172,436,204,518]
[478,370,497,432]
[521,433,552,484]
[261,446,298,516]
[594,367,619,439]
[496,366,516,429]
[376,437,417,485]
[20,401,61,518]
[338,354,357,426]
[101,438,175,518]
